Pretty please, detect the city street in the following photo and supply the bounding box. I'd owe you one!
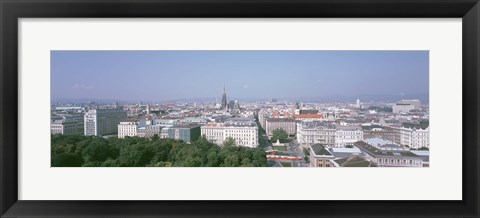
[261,133,308,167]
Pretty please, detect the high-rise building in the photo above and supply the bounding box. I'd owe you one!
[220,84,227,110]
[84,108,127,136]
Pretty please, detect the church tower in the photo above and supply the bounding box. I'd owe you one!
[220,84,227,110]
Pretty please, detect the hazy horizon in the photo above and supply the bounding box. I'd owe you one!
[51,50,429,102]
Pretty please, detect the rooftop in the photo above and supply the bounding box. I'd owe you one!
[299,121,336,129]
[293,114,323,119]
[266,118,296,122]
[334,156,377,167]
[310,144,334,157]
[365,138,393,146]
[172,124,201,129]
[337,126,362,131]
[354,141,420,158]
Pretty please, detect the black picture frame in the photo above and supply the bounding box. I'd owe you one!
[1,0,479,217]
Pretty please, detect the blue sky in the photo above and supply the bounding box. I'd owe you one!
[51,50,429,101]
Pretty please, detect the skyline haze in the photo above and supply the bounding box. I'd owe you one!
[51,50,429,102]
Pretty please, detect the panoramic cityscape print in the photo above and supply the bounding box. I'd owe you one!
[51,51,429,167]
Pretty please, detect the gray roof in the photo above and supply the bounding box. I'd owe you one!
[300,121,336,129]
[266,118,296,122]
[311,144,333,156]
[354,141,421,159]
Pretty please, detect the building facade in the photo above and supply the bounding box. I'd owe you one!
[309,144,335,167]
[396,127,430,149]
[334,127,364,148]
[201,118,259,147]
[297,121,363,148]
[362,125,400,144]
[296,121,336,147]
[167,125,201,143]
[118,121,139,138]
[139,124,163,138]
[265,118,296,137]
[50,113,84,135]
[84,108,127,136]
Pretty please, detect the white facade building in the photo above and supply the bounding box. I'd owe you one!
[296,122,336,147]
[334,127,364,148]
[118,121,139,138]
[201,120,259,148]
[201,123,226,145]
[398,127,430,149]
[297,122,363,148]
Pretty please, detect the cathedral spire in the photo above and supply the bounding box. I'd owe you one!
[221,84,227,110]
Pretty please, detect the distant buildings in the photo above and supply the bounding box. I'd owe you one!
[257,111,268,130]
[392,99,421,113]
[220,85,227,110]
[84,108,127,136]
[298,109,319,115]
[179,117,209,125]
[50,113,84,135]
[292,114,323,121]
[398,99,421,109]
[51,83,429,168]
[392,103,415,113]
[265,118,296,137]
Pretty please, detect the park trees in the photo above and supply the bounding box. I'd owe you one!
[271,128,288,143]
[51,134,267,167]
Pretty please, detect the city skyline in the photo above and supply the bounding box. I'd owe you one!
[51,50,429,102]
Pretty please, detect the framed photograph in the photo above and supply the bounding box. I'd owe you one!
[1,0,479,217]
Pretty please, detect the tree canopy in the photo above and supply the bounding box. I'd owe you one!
[51,134,267,167]
[270,128,288,143]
